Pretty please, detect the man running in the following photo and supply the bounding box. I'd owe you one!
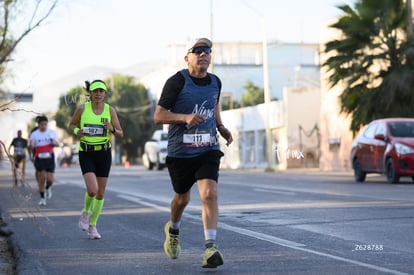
[9,130,28,185]
[154,38,233,268]
[29,116,59,206]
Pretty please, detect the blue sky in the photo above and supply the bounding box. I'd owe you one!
[6,0,355,91]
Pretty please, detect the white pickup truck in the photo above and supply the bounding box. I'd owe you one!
[142,130,168,170]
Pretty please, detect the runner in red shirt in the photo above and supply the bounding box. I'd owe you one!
[29,116,59,206]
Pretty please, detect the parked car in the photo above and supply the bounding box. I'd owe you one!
[350,118,414,183]
[142,130,168,170]
[58,143,78,167]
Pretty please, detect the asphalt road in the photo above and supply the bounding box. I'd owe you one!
[0,164,414,275]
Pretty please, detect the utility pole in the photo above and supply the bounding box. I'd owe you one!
[210,0,214,73]
[407,0,413,40]
[241,1,273,171]
[261,17,274,172]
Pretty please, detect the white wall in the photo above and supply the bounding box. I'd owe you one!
[284,86,321,168]
[319,22,354,171]
[219,101,286,169]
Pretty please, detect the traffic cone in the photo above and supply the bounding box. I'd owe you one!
[124,160,130,169]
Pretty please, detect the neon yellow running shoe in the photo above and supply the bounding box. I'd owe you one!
[202,244,223,268]
[163,222,181,259]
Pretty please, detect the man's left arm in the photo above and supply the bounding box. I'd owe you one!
[215,104,233,146]
[50,131,60,147]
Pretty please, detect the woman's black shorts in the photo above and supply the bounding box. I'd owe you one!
[79,150,112,177]
[166,150,224,194]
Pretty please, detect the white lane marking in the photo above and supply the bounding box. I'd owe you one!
[119,194,304,247]
[118,194,170,212]
[253,188,296,196]
[218,222,305,247]
[118,193,410,275]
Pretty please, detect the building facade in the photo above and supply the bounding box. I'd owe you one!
[141,40,321,170]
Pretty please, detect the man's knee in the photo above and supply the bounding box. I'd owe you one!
[201,188,217,203]
[174,193,190,207]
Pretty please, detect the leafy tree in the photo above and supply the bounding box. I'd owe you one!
[221,99,231,111]
[220,93,240,111]
[232,100,241,109]
[106,74,154,163]
[55,86,86,135]
[0,0,58,109]
[55,74,154,163]
[0,0,58,79]
[240,80,264,107]
[323,0,414,133]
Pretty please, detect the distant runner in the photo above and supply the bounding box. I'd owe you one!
[9,130,28,185]
[29,116,59,206]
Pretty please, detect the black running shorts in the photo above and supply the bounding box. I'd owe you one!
[34,154,55,173]
[166,150,224,194]
[14,155,25,168]
[79,150,112,177]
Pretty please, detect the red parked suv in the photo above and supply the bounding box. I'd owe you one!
[350,118,414,183]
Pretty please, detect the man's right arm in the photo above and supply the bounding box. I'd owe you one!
[153,105,189,125]
[154,72,207,126]
[8,139,15,154]
[154,72,187,125]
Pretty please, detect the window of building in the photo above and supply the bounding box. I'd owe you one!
[257,130,267,164]
[245,131,255,164]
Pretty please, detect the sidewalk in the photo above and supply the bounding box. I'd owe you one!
[0,200,16,274]
[0,167,50,275]
[0,159,26,275]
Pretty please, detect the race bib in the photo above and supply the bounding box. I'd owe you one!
[83,124,105,136]
[183,129,211,147]
[38,152,51,159]
[14,147,25,155]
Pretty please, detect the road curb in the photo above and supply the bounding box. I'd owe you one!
[8,221,46,275]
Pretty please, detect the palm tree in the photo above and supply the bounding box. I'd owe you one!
[323,0,414,133]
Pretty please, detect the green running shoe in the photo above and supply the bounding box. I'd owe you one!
[163,222,181,259]
[202,244,223,268]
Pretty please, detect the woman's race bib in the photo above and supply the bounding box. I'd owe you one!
[83,124,106,136]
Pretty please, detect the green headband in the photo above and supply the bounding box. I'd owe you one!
[89,81,107,92]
